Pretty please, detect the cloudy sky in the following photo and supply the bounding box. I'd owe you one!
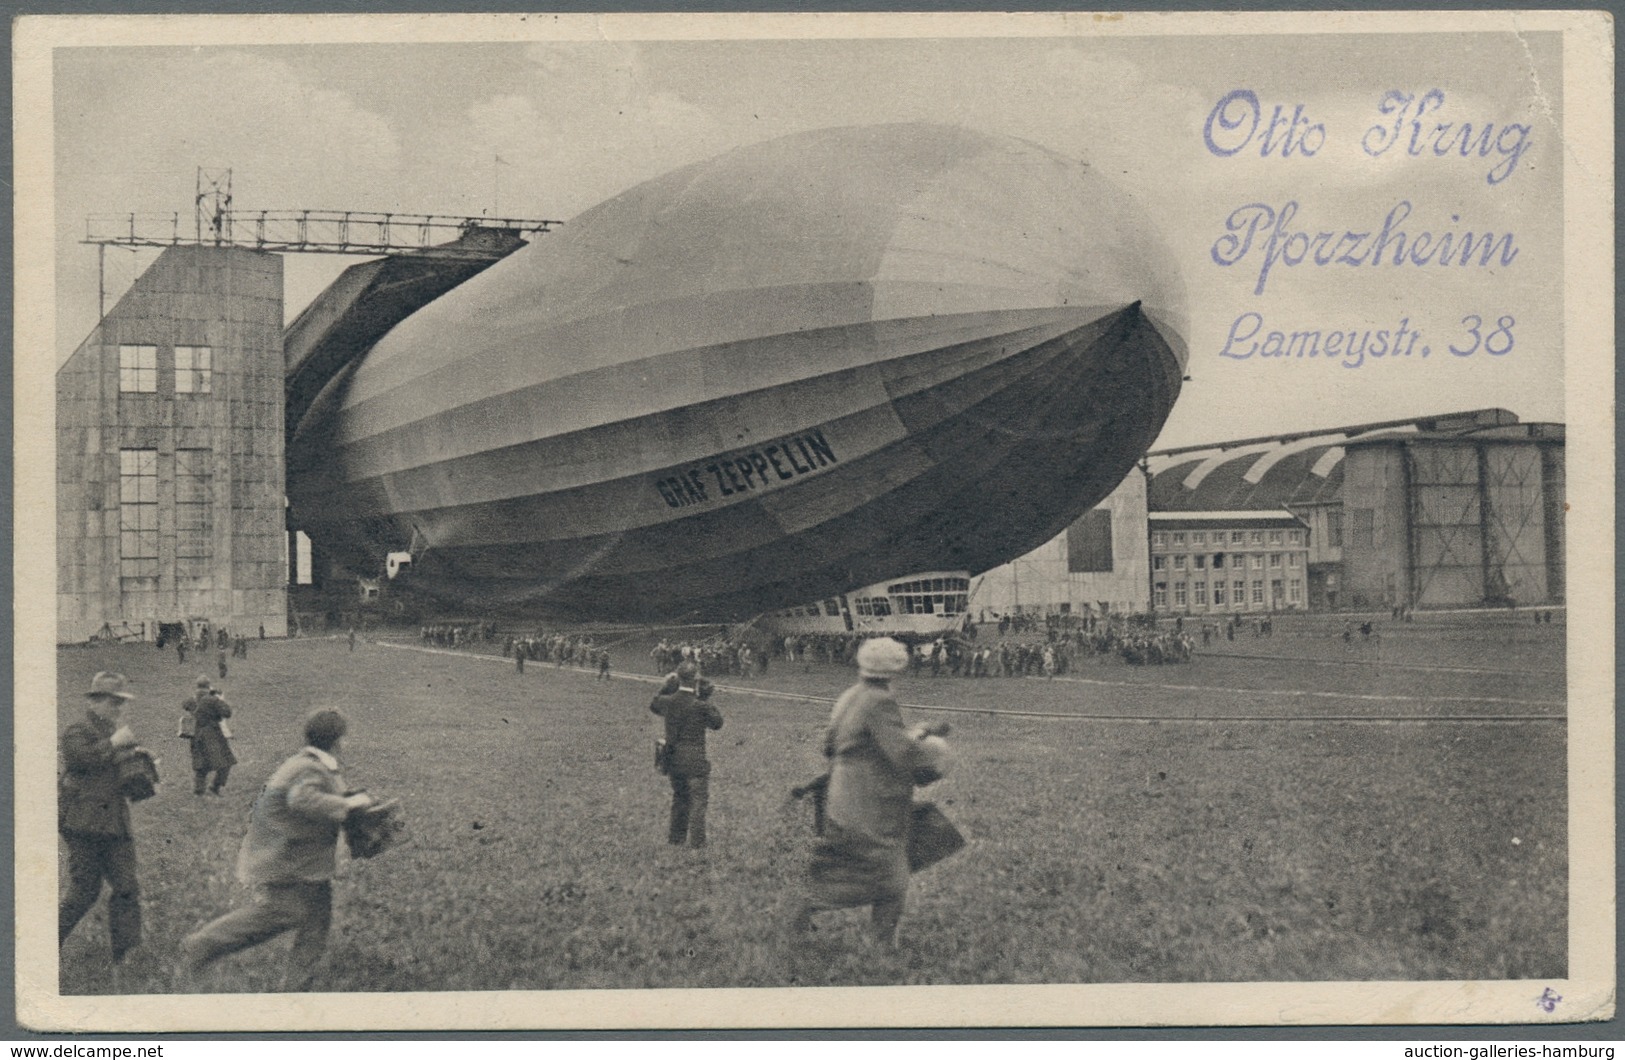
[49,21,1566,449]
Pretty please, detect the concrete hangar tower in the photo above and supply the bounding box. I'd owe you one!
[56,173,555,644]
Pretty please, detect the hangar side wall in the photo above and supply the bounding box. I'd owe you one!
[1341,437,1564,610]
[57,246,287,643]
[974,470,1149,617]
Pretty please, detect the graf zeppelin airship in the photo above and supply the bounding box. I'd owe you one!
[285,123,1189,622]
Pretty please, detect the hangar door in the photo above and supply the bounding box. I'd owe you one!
[1407,442,1549,608]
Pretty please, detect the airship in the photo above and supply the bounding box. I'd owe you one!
[285,122,1189,623]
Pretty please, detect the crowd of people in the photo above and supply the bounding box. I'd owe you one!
[506,630,612,677]
[651,637,767,677]
[420,622,498,648]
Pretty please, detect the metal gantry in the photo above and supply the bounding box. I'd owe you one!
[85,208,561,257]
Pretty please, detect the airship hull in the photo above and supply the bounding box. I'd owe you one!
[287,123,1188,621]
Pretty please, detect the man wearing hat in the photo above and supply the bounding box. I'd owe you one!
[59,671,145,966]
[183,676,236,796]
[794,637,950,945]
[649,662,724,847]
[180,708,374,988]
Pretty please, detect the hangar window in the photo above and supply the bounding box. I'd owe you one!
[118,448,159,586]
[869,597,892,617]
[1067,509,1113,573]
[175,346,213,394]
[1326,509,1344,547]
[823,599,841,617]
[175,448,213,585]
[118,345,158,394]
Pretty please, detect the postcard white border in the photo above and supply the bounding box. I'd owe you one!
[13,9,1614,1032]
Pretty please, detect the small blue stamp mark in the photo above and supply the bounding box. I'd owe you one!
[1537,987,1562,1013]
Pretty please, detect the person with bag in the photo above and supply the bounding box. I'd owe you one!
[792,637,953,946]
[649,662,723,847]
[179,709,374,989]
[183,676,236,797]
[59,671,150,974]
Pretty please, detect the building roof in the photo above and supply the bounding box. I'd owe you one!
[1145,409,1548,513]
[1149,510,1307,531]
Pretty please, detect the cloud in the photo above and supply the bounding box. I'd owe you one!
[408,44,731,221]
[55,48,403,359]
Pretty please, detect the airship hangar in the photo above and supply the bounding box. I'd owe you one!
[56,128,1564,644]
[976,407,1565,621]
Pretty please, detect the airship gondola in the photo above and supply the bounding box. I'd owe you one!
[286,123,1189,622]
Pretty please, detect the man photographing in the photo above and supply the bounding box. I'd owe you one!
[650,662,723,848]
[59,671,148,978]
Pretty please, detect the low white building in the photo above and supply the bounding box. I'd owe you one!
[1148,511,1310,615]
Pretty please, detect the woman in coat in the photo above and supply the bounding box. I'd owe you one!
[185,676,236,796]
[793,637,948,944]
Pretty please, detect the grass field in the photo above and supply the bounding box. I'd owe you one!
[54,612,1567,993]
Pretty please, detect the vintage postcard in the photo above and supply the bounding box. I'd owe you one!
[14,11,1613,1032]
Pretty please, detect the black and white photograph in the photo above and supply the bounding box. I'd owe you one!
[14,10,1614,1031]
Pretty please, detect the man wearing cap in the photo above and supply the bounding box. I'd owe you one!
[59,671,145,966]
[181,708,374,988]
[649,662,724,847]
[183,676,236,796]
[794,637,950,945]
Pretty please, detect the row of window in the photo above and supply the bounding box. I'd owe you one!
[853,597,894,618]
[1152,528,1302,548]
[894,593,968,616]
[886,577,971,595]
[1153,578,1303,608]
[1154,552,1300,571]
[118,447,213,587]
[777,587,973,621]
[117,344,213,395]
